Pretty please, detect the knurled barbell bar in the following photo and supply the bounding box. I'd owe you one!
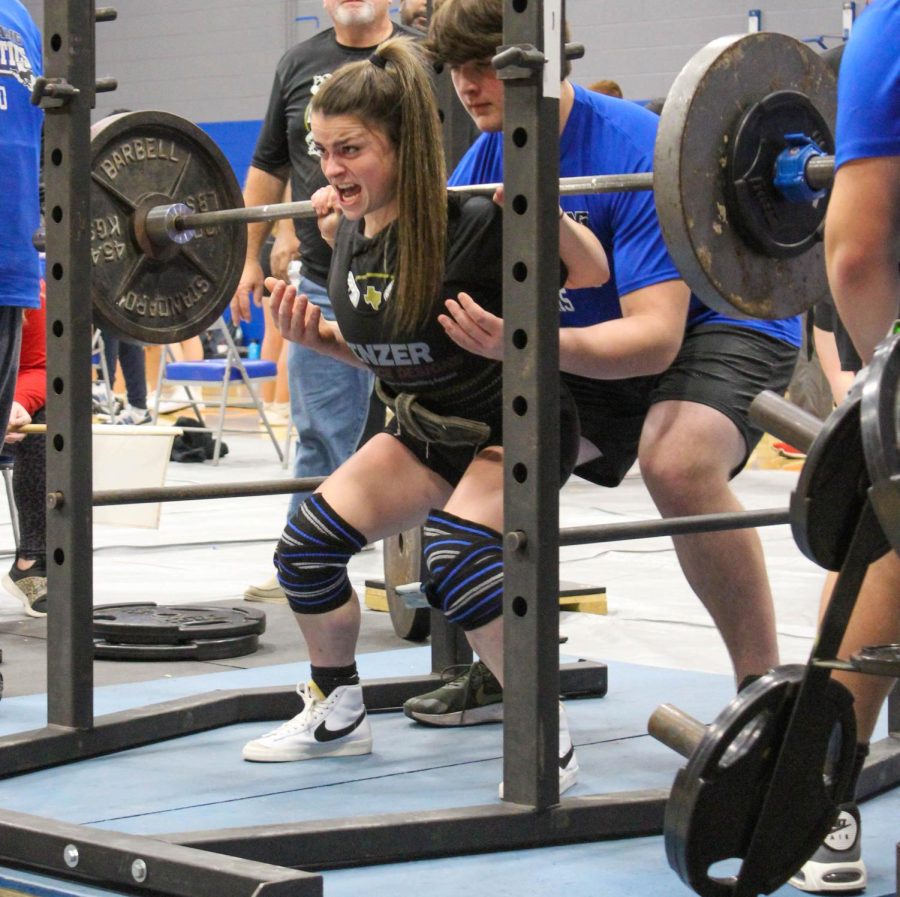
[70,31,837,345]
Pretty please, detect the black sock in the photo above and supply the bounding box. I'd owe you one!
[846,742,870,802]
[311,662,359,697]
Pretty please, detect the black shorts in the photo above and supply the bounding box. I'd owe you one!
[387,380,581,488]
[568,324,799,486]
[812,299,862,372]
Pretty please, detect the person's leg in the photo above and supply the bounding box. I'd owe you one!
[813,325,855,407]
[287,434,453,666]
[243,434,452,762]
[117,340,148,410]
[420,444,579,794]
[831,551,900,742]
[286,275,373,517]
[638,326,798,687]
[789,553,899,893]
[12,406,45,565]
[4,406,48,616]
[435,447,506,680]
[0,307,24,443]
[101,331,119,383]
[639,399,780,684]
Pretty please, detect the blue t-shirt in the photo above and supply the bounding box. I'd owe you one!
[450,84,800,346]
[0,0,43,310]
[835,0,900,167]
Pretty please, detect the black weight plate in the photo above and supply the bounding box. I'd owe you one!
[851,643,900,677]
[93,603,266,645]
[861,333,900,555]
[655,32,836,320]
[790,394,889,570]
[726,90,832,258]
[94,633,259,661]
[384,527,430,642]
[89,110,247,344]
[665,666,856,897]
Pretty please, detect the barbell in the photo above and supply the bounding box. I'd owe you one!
[72,31,837,344]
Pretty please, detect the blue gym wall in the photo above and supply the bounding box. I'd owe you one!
[20,0,868,184]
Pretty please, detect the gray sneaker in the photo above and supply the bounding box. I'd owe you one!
[789,804,867,893]
[244,575,287,604]
[403,661,504,726]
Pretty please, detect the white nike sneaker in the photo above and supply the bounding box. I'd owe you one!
[242,681,373,762]
[499,701,579,798]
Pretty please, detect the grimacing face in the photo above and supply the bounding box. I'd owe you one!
[311,111,399,234]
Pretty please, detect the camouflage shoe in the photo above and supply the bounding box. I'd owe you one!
[3,561,48,617]
[403,661,504,726]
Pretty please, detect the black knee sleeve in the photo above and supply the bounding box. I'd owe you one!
[421,509,503,632]
[275,494,366,614]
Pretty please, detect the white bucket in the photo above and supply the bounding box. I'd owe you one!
[91,425,179,528]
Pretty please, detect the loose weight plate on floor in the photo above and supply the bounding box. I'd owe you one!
[92,603,266,645]
[94,633,260,661]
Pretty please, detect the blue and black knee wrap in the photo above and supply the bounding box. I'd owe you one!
[275,494,367,614]
[421,509,503,632]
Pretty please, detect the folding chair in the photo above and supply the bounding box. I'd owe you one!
[150,320,283,465]
[91,330,118,419]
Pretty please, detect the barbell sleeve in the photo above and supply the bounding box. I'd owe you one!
[748,390,824,455]
[804,154,836,191]
[648,703,707,759]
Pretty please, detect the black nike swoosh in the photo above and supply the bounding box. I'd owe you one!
[314,710,366,742]
[559,744,574,770]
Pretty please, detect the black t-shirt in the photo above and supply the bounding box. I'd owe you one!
[329,195,507,424]
[252,24,416,287]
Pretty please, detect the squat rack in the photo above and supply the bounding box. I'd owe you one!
[0,3,897,897]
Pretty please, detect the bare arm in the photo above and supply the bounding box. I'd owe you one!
[230,166,289,322]
[491,186,608,289]
[825,156,900,364]
[559,211,609,289]
[440,279,688,378]
[269,182,300,281]
[558,280,690,378]
[266,277,366,369]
